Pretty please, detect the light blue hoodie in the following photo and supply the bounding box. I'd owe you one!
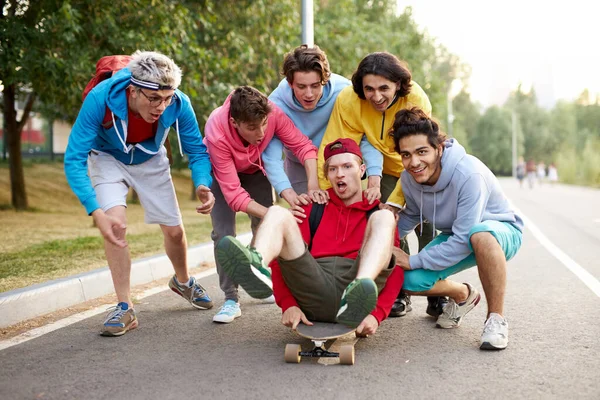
[398,139,524,271]
[64,68,212,215]
[264,73,383,194]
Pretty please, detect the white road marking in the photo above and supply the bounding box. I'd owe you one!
[513,204,600,298]
[0,268,217,351]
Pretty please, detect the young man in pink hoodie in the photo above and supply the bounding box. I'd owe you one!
[204,85,325,323]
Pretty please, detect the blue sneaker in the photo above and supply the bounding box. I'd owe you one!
[168,275,213,310]
[336,278,378,328]
[216,236,273,299]
[101,302,138,337]
[212,300,241,323]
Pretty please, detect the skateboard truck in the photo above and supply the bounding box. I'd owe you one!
[299,341,339,358]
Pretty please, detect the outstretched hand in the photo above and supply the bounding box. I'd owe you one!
[92,209,127,248]
[196,185,215,214]
[356,314,378,337]
[280,189,310,223]
[281,306,313,330]
[363,186,381,204]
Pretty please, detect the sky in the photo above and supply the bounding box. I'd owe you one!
[396,0,600,108]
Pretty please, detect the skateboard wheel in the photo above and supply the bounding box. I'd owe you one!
[339,344,355,365]
[284,344,301,363]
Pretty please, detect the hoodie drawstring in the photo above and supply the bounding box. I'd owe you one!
[174,119,183,157]
[112,113,128,152]
[419,189,424,237]
[246,148,267,176]
[432,192,437,239]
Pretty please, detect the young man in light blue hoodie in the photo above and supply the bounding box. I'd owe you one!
[388,108,524,350]
[263,44,383,208]
[65,51,215,336]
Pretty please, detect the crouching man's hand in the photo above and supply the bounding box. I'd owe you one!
[356,314,378,337]
[281,306,313,330]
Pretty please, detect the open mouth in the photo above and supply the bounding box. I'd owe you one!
[336,181,347,192]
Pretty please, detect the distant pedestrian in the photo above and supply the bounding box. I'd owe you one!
[526,159,536,189]
[537,162,546,185]
[516,157,526,188]
[548,163,558,185]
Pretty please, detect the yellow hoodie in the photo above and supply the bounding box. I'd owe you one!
[317,81,431,207]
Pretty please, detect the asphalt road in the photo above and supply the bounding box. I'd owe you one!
[1,178,599,399]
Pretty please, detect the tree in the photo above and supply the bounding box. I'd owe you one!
[471,106,512,175]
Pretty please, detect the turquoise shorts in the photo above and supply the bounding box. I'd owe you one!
[403,220,522,292]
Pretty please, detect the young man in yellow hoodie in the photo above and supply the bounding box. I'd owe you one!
[317,52,445,318]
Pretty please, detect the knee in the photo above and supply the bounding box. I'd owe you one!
[265,205,294,224]
[368,209,396,229]
[163,225,185,243]
[470,231,496,251]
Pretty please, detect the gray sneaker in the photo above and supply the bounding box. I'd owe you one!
[168,275,213,309]
[101,302,138,337]
[216,236,273,299]
[480,313,509,350]
[436,283,481,329]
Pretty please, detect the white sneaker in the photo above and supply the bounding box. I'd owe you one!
[480,313,508,350]
[212,300,241,323]
[436,283,481,329]
[261,294,276,304]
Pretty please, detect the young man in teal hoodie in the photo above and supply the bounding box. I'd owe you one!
[388,108,524,350]
[264,45,384,207]
[64,51,215,336]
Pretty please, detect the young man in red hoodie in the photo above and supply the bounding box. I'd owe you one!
[216,139,404,335]
[204,86,326,323]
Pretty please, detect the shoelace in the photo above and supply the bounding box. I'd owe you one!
[442,300,458,317]
[483,316,505,333]
[104,305,126,323]
[219,304,238,314]
[192,284,206,298]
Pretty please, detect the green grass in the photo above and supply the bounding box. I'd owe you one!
[0,162,252,292]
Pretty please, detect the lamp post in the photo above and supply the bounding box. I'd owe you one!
[301,0,314,47]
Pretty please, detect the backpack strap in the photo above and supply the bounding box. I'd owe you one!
[307,203,325,251]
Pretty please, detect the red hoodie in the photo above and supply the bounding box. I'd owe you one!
[203,93,317,213]
[271,188,404,324]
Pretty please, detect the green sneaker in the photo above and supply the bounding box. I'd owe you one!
[216,236,273,299]
[336,278,378,328]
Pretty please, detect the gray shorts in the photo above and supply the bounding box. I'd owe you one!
[88,147,182,226]
[278,249,394,322]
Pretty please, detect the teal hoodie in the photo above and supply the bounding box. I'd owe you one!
[64,68,212,215]
[398,139,524,271]
[264,73,383,194]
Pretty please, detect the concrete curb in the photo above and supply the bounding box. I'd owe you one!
[0,233,252,329]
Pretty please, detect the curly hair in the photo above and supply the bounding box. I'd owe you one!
[351,52,412,99]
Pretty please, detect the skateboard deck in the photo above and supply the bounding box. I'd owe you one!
[284,322,357,365]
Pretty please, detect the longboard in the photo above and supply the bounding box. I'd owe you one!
[284,321,357,365]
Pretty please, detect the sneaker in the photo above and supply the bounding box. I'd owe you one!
[169,275,213,309]
[261,294,276,304]
[389,291,412,317]
[480,313,509,350]
[426,296,449,317]
[436,283,481,329]
[216,236,273,299]
[212,300,242,323]
[336,278,378,328]
[101,302,138,337]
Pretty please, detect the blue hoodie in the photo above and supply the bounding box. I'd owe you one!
[398,139,524,271]
[64,68,212,215]
[264,73,383,194]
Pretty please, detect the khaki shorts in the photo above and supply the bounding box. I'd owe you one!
[278,248,394,322]
[88,147,182,226]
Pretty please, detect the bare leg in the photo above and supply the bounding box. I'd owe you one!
[160,224,189,283]
[355,210,397,279]
[253,206,305,262]
[104,206,132,306]
[471,232,506,317]
[405,280,469,304]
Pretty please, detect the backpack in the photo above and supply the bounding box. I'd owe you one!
[307,203,378,251]
[82,55,173,164]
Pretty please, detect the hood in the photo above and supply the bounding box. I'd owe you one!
[273,74,347,113]
[105,68,184,127]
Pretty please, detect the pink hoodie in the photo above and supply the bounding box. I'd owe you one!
[204,93,317,213]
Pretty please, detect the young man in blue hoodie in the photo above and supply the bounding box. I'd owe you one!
[389,108,524,350]
[64,51,215,336]
[263,44,383,208]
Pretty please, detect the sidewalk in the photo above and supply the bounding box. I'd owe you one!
[0,233,251,329]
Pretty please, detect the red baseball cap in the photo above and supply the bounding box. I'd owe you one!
[323,138,363,162]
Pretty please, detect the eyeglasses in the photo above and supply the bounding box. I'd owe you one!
[138,89,175,107]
